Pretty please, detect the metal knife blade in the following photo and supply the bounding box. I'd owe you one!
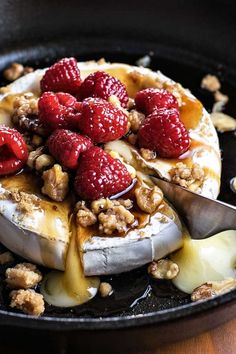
[152,177,236,239]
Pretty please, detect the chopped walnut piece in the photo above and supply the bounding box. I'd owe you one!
[210,112,236,132]
[128,109,145,132]
[191,278,236,302]
[201,74,221,92]
[0,252,14,265]
[41,164,69,202]
[27,147,45,169]
[135,185,163,214]
[35,154,55,172]
[10,289,45,316]
[148,260,179,280]
[140,148,156,160]
[91,198,133,214]
[3,63,24,81]
[99,282,113,298]
[12,93,47,136]
[6,263,42,289]
[170,162,205,188]
[76,201,97,227]
[98,203,134,235]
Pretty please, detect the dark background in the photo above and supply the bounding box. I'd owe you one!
[0,0,236,75]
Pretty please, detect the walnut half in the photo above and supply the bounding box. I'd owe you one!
[191,278,236,302]
[135,185,163,214]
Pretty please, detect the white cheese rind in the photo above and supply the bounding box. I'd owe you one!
[83,215,182,276]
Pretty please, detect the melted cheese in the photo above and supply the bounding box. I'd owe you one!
[41,222,99,307]
[171,230,236,294]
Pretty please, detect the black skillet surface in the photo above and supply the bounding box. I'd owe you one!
[0,1,236,353]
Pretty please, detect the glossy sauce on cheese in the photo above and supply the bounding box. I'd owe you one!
[41,221,100,307]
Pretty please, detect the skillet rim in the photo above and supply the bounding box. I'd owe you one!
[0,38,235,332]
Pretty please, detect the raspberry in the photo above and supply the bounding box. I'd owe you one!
[38,92,81,131]
[135,88,178,115]
[47,129,92,169]
[74,146,132,200]
[0,126,28,175]
[78,98,128,143]
[138,108,190,158]
[77,71,129,108]
[40,57,82,95]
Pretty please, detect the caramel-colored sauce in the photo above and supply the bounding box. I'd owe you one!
[77,224,96,247]
[1,172,72,244]
[179,95,203,130]
[41,221,99,307]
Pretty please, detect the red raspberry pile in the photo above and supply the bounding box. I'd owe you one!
[38,58,131,200]
[0,127,28,175]
[2,57,191,200]
[135,88,190,158]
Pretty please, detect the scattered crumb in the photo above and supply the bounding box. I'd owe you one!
[3,63,24,81]
[3,63,34,81]
[210,112,236,132]
[0,252,14,265]
[201,74,221,92]
[10,289,45,316]
[6,263,42,289]
[99,282,113,297]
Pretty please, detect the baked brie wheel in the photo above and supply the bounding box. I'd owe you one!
[0,59,222,307]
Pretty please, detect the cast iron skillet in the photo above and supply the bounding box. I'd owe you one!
[0,1,236,353]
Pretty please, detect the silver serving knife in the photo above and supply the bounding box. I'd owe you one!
[152,177,236,239]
